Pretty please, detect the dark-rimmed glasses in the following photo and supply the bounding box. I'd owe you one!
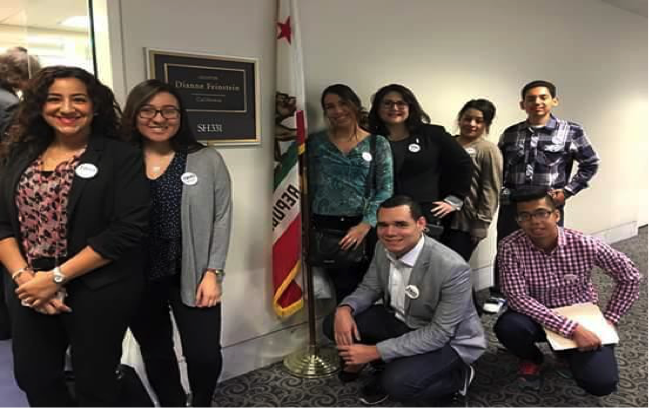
[138,106,180,120]
[516,209,554,223]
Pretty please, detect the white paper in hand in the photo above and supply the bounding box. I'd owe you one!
[544,303,619,351]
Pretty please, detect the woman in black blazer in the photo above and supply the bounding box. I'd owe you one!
[0,66,149,406]
[368,84,472,253]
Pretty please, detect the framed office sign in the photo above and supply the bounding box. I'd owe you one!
[146,48,260,146]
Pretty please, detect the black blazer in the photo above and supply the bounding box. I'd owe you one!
[391,124,472,212]
[0,135,150,289]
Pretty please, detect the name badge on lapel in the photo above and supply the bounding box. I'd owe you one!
[75,163,98,179]
[362,152,373,162]
[181,172,198,186]
[408,143,421,153]
[405,285,420,299]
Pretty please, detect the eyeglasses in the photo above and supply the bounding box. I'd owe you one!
[381,100,408,110]
[138,106,180,120]
[516,209,554,223]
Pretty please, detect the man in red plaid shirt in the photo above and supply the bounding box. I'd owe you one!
[493,188,640,395]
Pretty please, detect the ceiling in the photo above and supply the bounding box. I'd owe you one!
[0,0,89,32]
[600,0,648,17]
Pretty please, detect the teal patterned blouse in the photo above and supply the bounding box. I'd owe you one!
[308,131,394,226]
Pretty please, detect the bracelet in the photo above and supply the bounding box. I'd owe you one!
[11,266,31,281]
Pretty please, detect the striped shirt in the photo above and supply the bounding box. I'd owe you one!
[499,115,599,196]
[498,228,640,338]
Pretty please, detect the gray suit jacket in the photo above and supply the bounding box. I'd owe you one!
[342,235,486,364]
[179,147,232,306]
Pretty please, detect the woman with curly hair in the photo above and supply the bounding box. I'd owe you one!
[0,66,149,406]
[122,79,232,407]
[368,84,472,251]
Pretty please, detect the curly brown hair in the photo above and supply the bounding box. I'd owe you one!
[0,66,122,159]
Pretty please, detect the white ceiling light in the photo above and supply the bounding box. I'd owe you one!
[59,16,89,29]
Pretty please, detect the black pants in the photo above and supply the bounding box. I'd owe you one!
[494,310,618,396]
[0,269,11,339]
[491,204,564,295]
[324,305,467,402]
[6,271,143,406]
[129,274,222,407]
[312,214,376,303]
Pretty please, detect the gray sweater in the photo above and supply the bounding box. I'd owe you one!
[180,147,233,306]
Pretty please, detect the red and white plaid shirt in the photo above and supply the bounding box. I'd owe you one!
[498,227,640,338]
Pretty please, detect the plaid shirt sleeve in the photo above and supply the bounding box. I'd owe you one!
[565,124,600,195]
[594,239,641,323]
[498,240,578,338]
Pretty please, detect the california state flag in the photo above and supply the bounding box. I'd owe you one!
[272,0,307,317]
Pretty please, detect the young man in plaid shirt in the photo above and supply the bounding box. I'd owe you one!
[493,188,640,395]
[484,80,601,314]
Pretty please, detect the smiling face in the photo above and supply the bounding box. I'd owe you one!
[520,86,558,125]
[516,197,560,244]
[136,91,181,144]
[377,205,426,257]
[459,108,487,140]
[41,77,94,141]
[377,91,410,127]
[322,92,357,129]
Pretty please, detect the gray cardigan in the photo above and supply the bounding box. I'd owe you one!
[341,235,486,364]
[179,147,232,306]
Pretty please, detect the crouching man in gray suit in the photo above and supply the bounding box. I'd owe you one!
[323,195,487,405]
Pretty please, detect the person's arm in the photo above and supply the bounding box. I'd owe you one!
[374,261,472,361]
[499,241,577,338]
[471,143,503,240]
[196,150,233,308]
[593,238,641,324]
[564,124,599,196]
[361,136,393,227]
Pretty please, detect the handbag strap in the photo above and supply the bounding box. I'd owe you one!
[364,134,377,199]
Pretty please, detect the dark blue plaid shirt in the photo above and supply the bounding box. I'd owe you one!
[498,115,599,196]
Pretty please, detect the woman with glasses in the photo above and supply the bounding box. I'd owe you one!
[447,99,503,261]
[368,84,472,251]
[0,66,149,406]
[122,79,232,407]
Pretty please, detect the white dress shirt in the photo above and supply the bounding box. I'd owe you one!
[386,235,425,322]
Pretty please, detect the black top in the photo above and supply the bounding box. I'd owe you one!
[390,124,472,213]
[147,152,186,280]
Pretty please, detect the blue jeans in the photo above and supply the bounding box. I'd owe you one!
[324,305,467,401]
[494,310,618,396]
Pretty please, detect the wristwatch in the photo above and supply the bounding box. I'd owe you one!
[207,269,225,283]
[52,266,67,285]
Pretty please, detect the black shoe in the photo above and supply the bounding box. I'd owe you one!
[457,364,475,397]
[338,369,362,383]
[359,376,388,405]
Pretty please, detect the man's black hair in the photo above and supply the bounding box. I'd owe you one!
[378,195,424,220]
[511,188,556,210]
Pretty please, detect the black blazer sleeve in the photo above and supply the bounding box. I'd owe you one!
[429,126,472,201]
[85,145,150,261]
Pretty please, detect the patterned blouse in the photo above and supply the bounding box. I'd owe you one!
[146,152,186,280]
[16,155,81,263]
[308,131,393,226]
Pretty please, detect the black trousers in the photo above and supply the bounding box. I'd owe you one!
[311,214,376,304]
[0,269,11,339]
[129,274,222,407]
[491,204,564,295]
[323,305,466,402]
[5,271,143,407]
[494,310,618,396]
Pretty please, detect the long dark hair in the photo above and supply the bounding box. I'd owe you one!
[320,84,369,131]
[121,79,203,153]
[0,65,120,159]
[368,84,430,136]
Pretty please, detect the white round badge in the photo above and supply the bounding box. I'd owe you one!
[75,163,98,179]
[405,285,420,299]
[362,152,373,162]
[408,144,421,153]
[466,147,477,155]
[181,172,198,186]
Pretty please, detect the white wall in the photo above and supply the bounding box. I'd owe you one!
[99,0,647,381]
